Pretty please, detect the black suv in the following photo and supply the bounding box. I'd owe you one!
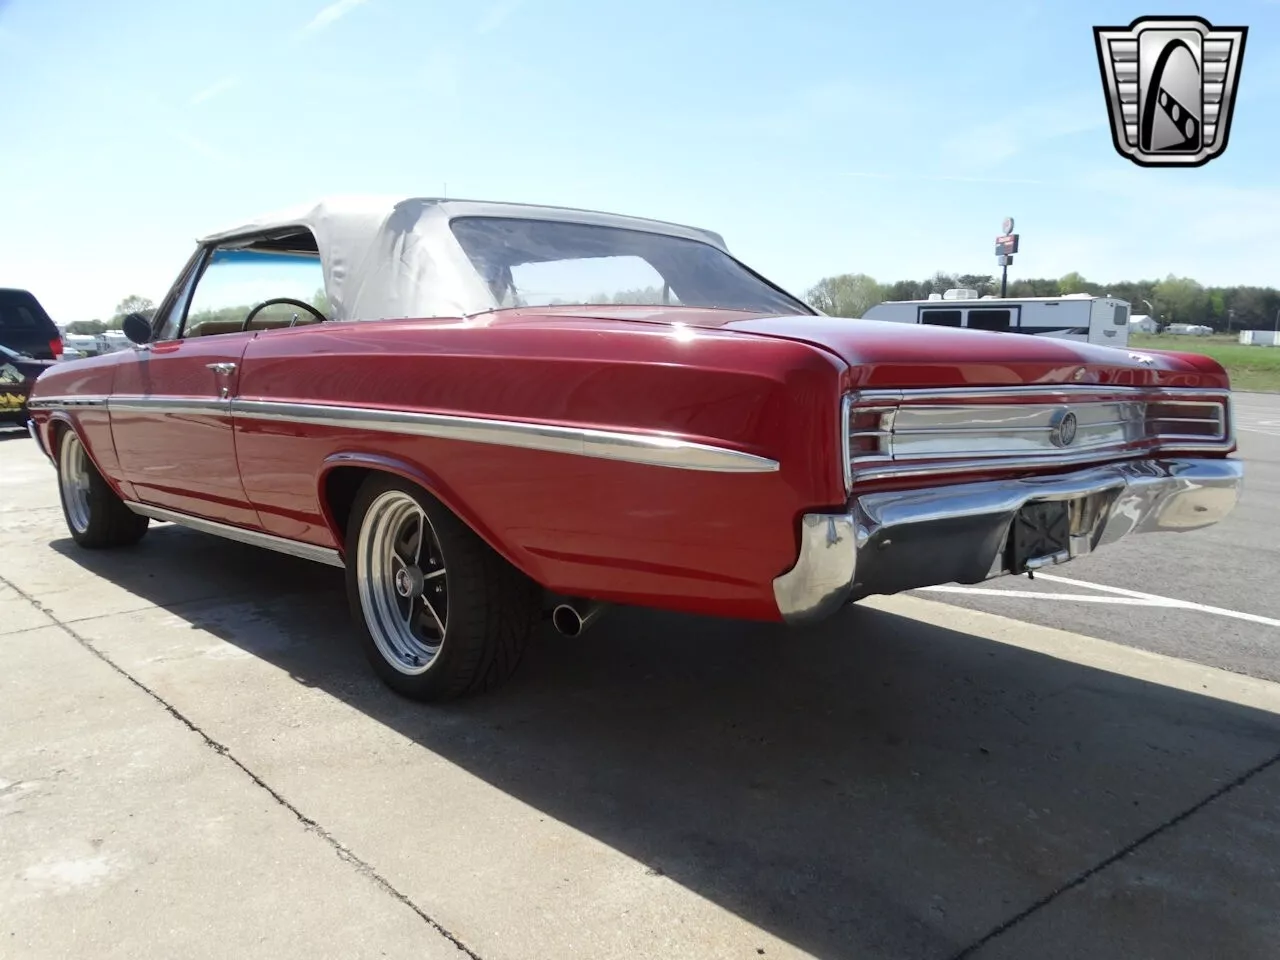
[0,288,64,360]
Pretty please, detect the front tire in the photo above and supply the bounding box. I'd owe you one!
[344,474,541,702]
[56,428,149,548]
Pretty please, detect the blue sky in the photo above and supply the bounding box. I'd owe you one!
[1,0,1277,323]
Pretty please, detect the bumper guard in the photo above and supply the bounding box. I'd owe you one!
[773,457,1244,625]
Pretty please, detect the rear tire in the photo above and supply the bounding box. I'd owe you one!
[344,474,541,702]
[56,428,149,549]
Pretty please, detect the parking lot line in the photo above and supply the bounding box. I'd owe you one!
[919,586,1164,605]
[923,574,1280,630]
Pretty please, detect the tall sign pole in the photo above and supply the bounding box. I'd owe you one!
[995,217,1019,298]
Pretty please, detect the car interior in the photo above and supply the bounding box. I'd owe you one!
[182,231,331,338]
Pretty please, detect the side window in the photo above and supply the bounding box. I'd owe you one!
[506,256,678,307]
[966,309,1013,332]
[153,254,206,342]
[181,246,328,339]
[920,309,962,327]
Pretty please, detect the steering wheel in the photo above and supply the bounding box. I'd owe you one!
[241,298,329,332]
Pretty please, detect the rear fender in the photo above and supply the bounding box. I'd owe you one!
[315,451,535,579]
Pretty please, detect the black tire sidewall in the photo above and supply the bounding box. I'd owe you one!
[344,474,507,701]
[55,427,147,548]
[56,428,101,547]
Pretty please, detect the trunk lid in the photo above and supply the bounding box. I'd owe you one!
[487,306,1228,390]
[722,315,1228,390]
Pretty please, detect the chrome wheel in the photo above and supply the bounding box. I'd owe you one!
[355,490,449,676]
[59,432,93,535]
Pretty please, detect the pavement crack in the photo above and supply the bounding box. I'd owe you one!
[0,573,485,960]
[947,746,1280,960]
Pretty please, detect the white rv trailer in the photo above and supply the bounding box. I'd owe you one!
[860,289,1132,347]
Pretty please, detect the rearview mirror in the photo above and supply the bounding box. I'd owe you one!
[122,313,153,345]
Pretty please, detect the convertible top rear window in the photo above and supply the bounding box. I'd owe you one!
[449,216,813,316]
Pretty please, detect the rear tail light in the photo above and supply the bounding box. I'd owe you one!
[1145,399,1228,442]
[49,336,63,359]
[845,405,894,458]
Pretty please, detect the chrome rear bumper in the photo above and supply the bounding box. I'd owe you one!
[773,457,1244,625]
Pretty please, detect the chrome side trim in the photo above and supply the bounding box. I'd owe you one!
[853,385,1231,403]
[848,448,1153,483]
[232,399,779,474]
[32,394,778,474]
[124,502,346,568]
[25,395,109,409]
[109,397,230,416]
[774,456,1244,624]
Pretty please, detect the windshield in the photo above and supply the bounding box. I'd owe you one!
[449,216,813,316]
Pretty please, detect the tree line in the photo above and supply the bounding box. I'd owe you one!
[67,273,1280,335]
[805,272,1280,331]
[64,290,331,335]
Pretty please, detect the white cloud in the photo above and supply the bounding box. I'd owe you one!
[188,75,239,106]
[300,0,370,36]
[477,0,524,34]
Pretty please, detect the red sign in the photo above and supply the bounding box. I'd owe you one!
[995,233,1020,256]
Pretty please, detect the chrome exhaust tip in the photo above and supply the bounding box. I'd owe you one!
[551,600,608,637]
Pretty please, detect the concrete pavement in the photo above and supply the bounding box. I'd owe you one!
[2,433,1279,959]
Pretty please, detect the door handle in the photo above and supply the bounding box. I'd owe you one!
[206,362,237,375]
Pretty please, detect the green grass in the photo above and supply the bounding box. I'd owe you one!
[1129,332,1280,394]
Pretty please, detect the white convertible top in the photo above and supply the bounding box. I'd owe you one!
[198,195,731,322]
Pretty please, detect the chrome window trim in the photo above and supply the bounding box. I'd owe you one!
[124,501,346,567]
[31,395,778,475]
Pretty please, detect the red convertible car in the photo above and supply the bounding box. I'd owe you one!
[27,196,1243,701]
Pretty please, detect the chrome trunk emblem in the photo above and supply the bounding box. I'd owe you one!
[1050,409,1079,448]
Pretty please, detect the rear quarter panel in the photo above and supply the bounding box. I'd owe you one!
[234,317,849,619]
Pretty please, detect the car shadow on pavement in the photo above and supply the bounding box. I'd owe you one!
[48,526,1280,960]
